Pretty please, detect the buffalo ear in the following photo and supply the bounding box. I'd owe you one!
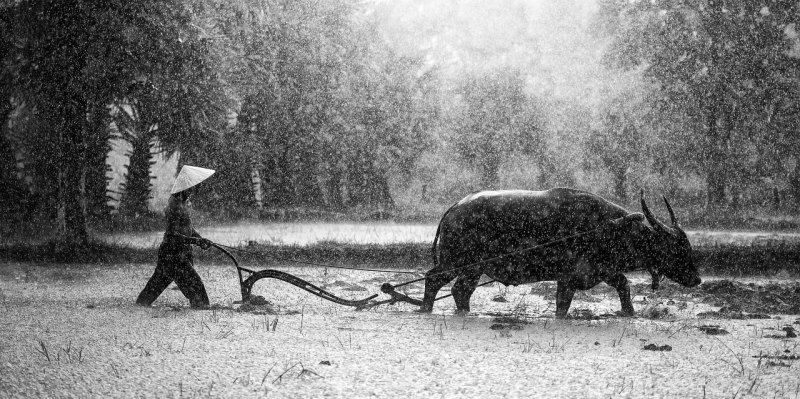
[609,213,644,226]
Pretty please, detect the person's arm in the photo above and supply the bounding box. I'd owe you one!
[166,197,211,248]
[190,228,212,249]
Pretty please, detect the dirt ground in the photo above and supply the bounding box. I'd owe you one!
[0,261,798,398]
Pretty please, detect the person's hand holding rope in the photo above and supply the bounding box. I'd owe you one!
[198,237,212,250]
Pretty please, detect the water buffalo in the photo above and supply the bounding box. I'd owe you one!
[420,188,701,316]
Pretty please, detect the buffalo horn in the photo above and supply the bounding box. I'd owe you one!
[640,190,673,235]
[662,195,679,227]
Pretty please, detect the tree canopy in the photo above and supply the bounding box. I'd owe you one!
[597,0,800,207]
[4,0,800,242]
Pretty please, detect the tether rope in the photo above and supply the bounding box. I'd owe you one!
[177,221,614,308]
[388,225,607,289]
[432,279,497,303]
[180,220,609,289]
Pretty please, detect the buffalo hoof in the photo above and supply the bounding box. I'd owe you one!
[454,309,470,316]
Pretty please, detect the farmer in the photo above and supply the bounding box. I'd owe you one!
[136,165,215,309]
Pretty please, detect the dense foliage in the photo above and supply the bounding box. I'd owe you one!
[2,0,800,242]
[596,0,800,207]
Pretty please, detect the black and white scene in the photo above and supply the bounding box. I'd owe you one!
[2,0,800,397]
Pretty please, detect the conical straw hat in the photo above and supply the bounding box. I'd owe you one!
[171,165,216,194]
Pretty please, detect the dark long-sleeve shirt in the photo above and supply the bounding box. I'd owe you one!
[161,195,202,252]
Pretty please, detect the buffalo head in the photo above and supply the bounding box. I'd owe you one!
[640,191,701,288]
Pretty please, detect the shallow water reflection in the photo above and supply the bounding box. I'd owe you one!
[100,222,800,249]
[103,222,437,248]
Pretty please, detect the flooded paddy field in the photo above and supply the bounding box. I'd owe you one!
[0,261,798,398]
[3,222,799,398]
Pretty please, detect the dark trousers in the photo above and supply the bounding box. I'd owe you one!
[136,245,209,308]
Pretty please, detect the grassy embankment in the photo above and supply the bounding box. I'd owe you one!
[1,235,799,277]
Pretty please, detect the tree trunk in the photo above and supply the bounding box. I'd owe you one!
[56,97,89,244]
[85,107,112,218]
[119,132,153,217]
[373,170,395,208]
[250,167,263,209]
[0,132,25,216]
[0,103,24,212]
[292,153,324,207]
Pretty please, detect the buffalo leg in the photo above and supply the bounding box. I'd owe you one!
[420,267,458,313]
[451,271,481,314]
[605,273,635,316]
[555,281,576,318]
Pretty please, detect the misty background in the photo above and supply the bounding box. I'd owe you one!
[2,0,800,243]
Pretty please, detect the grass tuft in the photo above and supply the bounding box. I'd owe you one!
[34,339,84,365]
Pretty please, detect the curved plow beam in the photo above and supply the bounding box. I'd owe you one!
[241,269,378,307]
[211,242,378,308]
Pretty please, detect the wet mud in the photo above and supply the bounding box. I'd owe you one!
[524,279,800,316]
[656,279,800,315]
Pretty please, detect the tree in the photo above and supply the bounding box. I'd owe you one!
[1,0,230,241]
[0,100,27,220]
[113,100,156,217]
[0,14,26,221]
[451,68,541,186]
[219,0,355,209]
[84,106,114,218]
[752,72,800,209]
[598,0,800,207]
[223,0,438,210]
[335,39,440,208]
[114,36,232,216]
[587,114,643,200]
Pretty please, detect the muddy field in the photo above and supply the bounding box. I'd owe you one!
[0,261,798,398]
